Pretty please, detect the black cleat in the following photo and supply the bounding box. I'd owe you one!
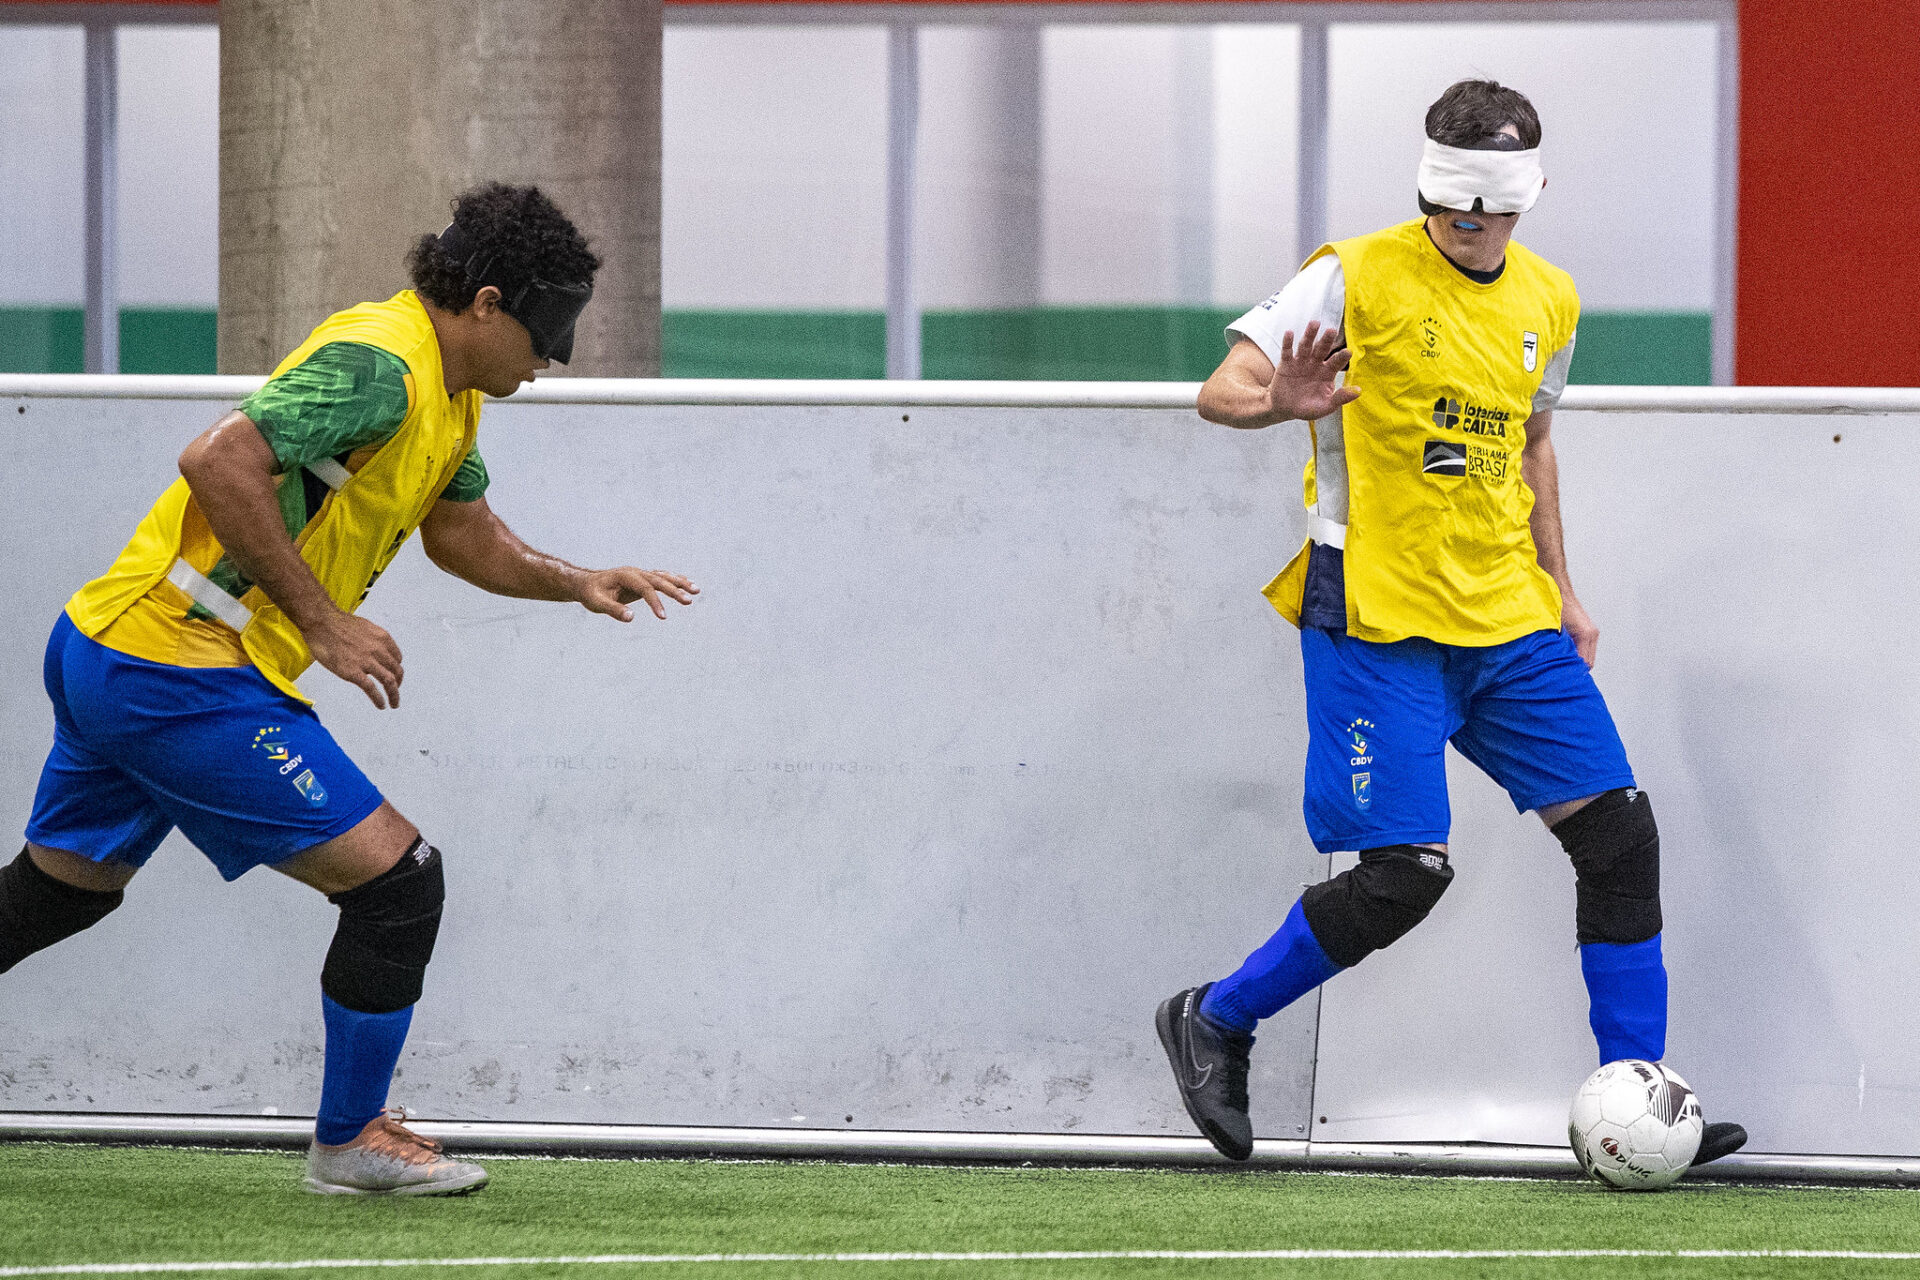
[1156,983,1255,1161]
[1691,1120,1749,1167]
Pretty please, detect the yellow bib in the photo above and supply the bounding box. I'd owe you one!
[66,291,481,702]
[1262,219,1579,646]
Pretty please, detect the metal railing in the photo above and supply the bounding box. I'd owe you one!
[5,374,1920,413]
[3,1113,1917,1185]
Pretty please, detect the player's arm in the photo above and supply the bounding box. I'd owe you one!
[1198,327,1361,430]
[178,412,406,709]
[419,494,697,622]
[1520,409,1599,668]
[1199,256,1359,429]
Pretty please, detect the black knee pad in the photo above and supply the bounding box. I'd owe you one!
[1551,788,1662,945]
[0,845,125,975]
[1300,844,1455,968]
[321,838,445,1014]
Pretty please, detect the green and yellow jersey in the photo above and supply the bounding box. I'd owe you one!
[70,291,485,700]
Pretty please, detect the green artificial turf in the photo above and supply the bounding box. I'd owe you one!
[2,1144,1919,1278]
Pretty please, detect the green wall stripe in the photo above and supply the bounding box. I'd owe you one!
[925,306,1248,381]
[0,307,217,376]
[664,307,1713,385]
[0,307,84,374]
[0,305,1711,385]
[1565,312,1712,386]
[664,310,884,380]
[119,308,219,375]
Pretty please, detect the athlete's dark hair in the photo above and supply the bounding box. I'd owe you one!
[405,182,600,313]
[1424,79,1542,150]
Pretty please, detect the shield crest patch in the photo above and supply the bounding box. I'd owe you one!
[1522,330,1539,373]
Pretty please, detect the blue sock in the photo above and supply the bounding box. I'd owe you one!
[1580,934,1667,1064]
[1200,898,1346,1034]
[316,994,414,1146]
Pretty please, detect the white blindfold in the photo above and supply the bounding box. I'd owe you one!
[1417,139,1545,215]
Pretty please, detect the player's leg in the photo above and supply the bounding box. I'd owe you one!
[275,803,429,1161]
[1548,788,1665,1063]
[0,844,136,974]
[1208,629,1457,1025]
[1450,629,1745,1165]
[1447,630,1655,1059]
[270,805,485,1196]
[1158,629,1456,1160]
[1544,789,1743,1165]
[4,615,170,975]
[60,639,482,1195]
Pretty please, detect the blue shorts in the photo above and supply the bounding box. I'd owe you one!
[24,613,383,881]
[1301,627,1635,854]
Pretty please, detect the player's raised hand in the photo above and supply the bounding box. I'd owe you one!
[307,611,405,709]
[1268,321,1362,423]
[577,567,700,622]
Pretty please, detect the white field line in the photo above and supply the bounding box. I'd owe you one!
[8,1251,1920,1275]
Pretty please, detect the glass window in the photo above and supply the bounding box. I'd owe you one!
[663,26,889,378]
[1329,21,1720,383]
[0,26,84,372]
[118,24,219,373]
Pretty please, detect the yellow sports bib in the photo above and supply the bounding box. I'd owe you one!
[1262,219,1579,646]
[67,291,481,702]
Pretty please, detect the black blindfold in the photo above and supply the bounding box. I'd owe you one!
[436,221,592,365]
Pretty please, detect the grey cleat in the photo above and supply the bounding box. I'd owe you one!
[304,1108,489,1197]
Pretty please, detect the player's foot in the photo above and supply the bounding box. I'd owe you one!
[304,1108,489,1196]
[1156,983,1255,1161]
[1690,1120,1748,1167]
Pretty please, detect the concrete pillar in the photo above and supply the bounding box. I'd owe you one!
[219,0,660,378]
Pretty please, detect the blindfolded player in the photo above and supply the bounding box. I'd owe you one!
[1156,79,1747,1170]
[1,182,696,1195]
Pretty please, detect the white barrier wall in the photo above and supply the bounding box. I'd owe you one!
[3,381,1918,1160]
[0,386,1323,1141]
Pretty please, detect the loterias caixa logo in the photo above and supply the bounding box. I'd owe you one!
[1425,394,1514,481]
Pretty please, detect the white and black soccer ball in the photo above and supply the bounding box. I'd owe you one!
[1567,1059,1703,1191]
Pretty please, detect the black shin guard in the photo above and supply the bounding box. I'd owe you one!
[0,846,125,975]
[1300,844,1454,968]
[1551,788,1662,945]
[320,838,445,1014]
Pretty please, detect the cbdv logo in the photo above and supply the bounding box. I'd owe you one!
[1346,718,1376,766]
[1348,717,1376,810]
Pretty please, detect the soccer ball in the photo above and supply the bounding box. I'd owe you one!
[1567,1059,1703,1190]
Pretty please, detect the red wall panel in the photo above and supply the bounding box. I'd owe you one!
[1738,0,1920,385]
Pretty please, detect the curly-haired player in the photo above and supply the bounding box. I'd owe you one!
[0,182,695,1195]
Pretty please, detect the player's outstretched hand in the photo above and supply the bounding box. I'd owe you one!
[1269,321,1362,423]
[308,611,405,709]
[577,567,700,622]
